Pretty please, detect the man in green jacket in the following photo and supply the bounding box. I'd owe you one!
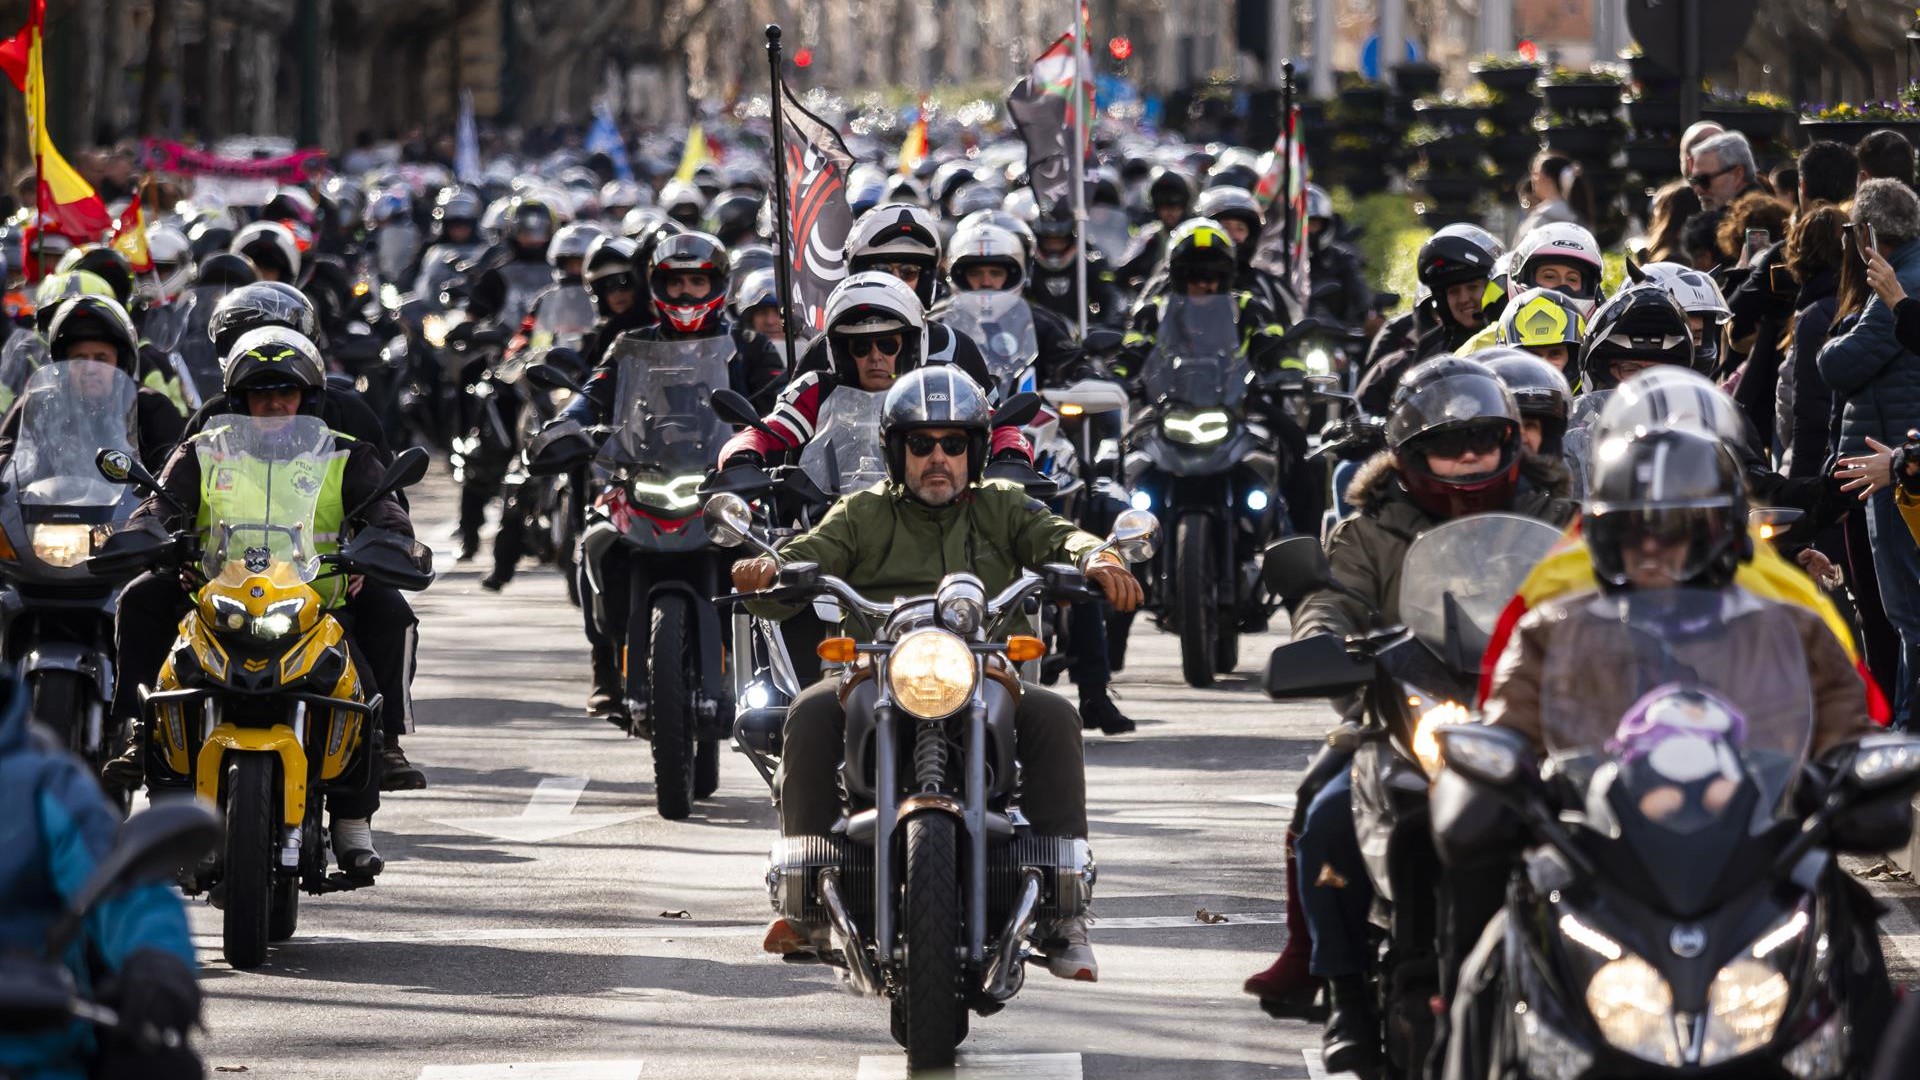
[731,365,1142,981]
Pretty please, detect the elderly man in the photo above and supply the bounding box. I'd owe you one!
[1819,177,1920,730]
[1689,131,1761,212]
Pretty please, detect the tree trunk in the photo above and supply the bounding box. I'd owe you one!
[140,0,174,136]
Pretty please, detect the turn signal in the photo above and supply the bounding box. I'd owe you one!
[817,637,857,663]
[0,523,15,561]
[1006,636,1046,663]
[1059,403,1084,417]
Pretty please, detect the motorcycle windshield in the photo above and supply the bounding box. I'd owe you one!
[498,262,556,329]
[193,413,344,585]
[600,336,735,482]
[1087,206,1132,262]
[413,249,469,300]
[0,331,49,394]
[799,386,888,495]
[141,292,197,353]
[1538,588,1814,825]
[1399,513,1564,675]
[375,223,421,285]
[1140,293,1246,409]
[528,285,597,352]
[5,361,139,512]
[942,292,1038,399]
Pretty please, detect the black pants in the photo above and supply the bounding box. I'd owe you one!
[1062,488,1124,695]
[113,573,417,816]
[774,677,1088,837]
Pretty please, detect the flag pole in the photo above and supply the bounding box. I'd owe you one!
[764,23,800,375]
[1069,3,1089,341]
[1278,59,1297,299]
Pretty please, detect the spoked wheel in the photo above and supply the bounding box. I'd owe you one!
[647,594,697,820]
[893,812,967,1072]
[1176,514,1217,688]
[222,755,277,969]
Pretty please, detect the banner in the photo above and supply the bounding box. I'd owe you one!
[1007,24,1094,215]
[1251,103,1310,307]
[779,82,855,334]
[586,99,633,182]
[898,107,927,177]
[140,139,331,183]
[107,193,151,273]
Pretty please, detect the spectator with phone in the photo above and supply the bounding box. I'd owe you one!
[1819,177,1920,730]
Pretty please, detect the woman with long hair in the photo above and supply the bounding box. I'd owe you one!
[1511,150,1593,245]
[1638,179,1702,263]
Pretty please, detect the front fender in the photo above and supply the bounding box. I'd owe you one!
[22,642,111,703]
[648,577,730,735]
[195,725,309,829]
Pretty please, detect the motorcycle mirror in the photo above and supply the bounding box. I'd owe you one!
[95,448,139,486]
[1749,507,1804,541]
[1374,291,1402,310]
[1261,536,1332,601]
[1264,634,1376,699]
[1108,509,1159,564]
[344,447,430,523]
[710,387,778,437]
[1081,328,1123,354]
[993,392,1042,430]
[43,800,220,961]
[1848,733,1920,791]
[524,362,583,394]
[1043,380,1130,416]
[1434,725,1530,788]
[702,492,755,548]
[1274,317,1327,349]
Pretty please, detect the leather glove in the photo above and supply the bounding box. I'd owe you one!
[1086,557,1143,613]
[732,556,779,593]
[990,445,1029,464]
[723,449,766,469]
[100,948,201,1049]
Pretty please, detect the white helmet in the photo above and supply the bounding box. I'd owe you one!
[1512,222,1605,317]
[601,179,650,213]
[546,221,604,271]
[229,220,301,281]
[1638,261,1731,321]
[946,222,1027,292]
[145,223,194,302]
[823,271,928,383]
[1595,366,1752,449]
[846,203,943,305]
[659,179,705,224]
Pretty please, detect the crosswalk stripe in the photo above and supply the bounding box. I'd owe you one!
[1301,1048,1358,1080]
[855,1052,1081,1079]
[416,1062,644,1080]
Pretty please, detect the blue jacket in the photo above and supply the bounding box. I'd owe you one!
[1816,238,1920,455]
[0,675,195,1079]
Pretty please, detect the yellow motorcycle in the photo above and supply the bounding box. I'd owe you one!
[88,415,432,969]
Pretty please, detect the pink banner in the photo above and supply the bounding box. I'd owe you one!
[140,139,330,183]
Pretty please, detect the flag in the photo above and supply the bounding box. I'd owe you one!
[7,0,109,242]
[454,88,481,185]
[1007,22,1095,214]
[107,193,151,273]
[898,106,927,177]
[778,81,855,334]
[1251,101,1310,306]
[674,123,709,184]
[586,98,634,182]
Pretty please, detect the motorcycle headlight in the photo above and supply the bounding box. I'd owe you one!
[936,576,987,635]
[1408,695,1470,778]
[1700,906,1805,1065]
[631,473,705,511]
[887,629,976,719]
[29,523,92,568]
[1586,954,1682,1065]
[1304,345,1334,376]
[208,594,250,632]
[1162,409,1232,445]
[422,314,450,349]
[250,597,309,643]
[743,683,772,710]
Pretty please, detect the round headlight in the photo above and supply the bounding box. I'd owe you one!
[887,629,976,719]
[1701,958,1790,1064]
[1586,955,1681,1065]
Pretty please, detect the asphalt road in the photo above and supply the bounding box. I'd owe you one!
[182,477,1920,1080]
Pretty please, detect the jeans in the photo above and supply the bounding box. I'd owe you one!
[1294,767,1373,978]
[1865,487,1920,728]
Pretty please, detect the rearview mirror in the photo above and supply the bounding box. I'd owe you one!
[1750,506,1804,541]
[710,387,778,438]
[43,800,220,960]
[1261,536,1331,602]
[1108,509,1159,564]
[525,362,582,394]
[1081,328,1123,354]
[703,492,754,548]
[95,448,141,487]
[1264,635,1376,699]
[993,391,1042,430]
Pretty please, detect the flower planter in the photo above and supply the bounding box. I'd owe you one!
[1540,80,1624,114]
[1624,98,1681,135]
[1414,102,1490,132]
[1393,63,1443,100]
[1626,54,1678,93]
[1702,108,1790,144]
[1797,118,1920,147]
[1337,82,1390,116]
[1537,122,1623,159]
[1472,63,1541,96]
[1416,135,1486,169]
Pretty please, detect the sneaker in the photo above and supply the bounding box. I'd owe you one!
[379,741,427,791]
[1078,689,1136,735]
[331,817,383,879]
[1043,916,1099,982]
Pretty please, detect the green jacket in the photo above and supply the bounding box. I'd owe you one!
[756,478,1105,621]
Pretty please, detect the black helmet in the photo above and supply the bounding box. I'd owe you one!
[1205,161,1260,193]
[1385,356,1524,519]
[1147,166,1194,209]
[188,219,234,263]
[584,234,640,316]
[507,197,556,253]
[45,295,139,374]
[223,326,326,405]
[1578,283,1699,394]
[433,187,483,231]
[1475,347,1573,456]
[1028,202,1078,271]
[69,246,137,307]
[1164,219,1237,291]
[1584,426,1749,592]
[1416,224,1500,293]
[648,231,728,334]
[880,364,992,486]
[703,192,763,248]
[194,253,259,290]
[208,282,321,357]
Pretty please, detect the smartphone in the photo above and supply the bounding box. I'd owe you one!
[1742,228,1770,263]
[1861,222,1879,262]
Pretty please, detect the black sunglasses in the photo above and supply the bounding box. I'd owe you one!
[1686,163,1737,189]
[1422,425,1508,459]
[905,432,970,457]
[848,334,902,359]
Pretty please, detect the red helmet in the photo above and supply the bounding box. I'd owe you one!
[648,231,728,333]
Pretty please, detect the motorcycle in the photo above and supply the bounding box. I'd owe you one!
[1433,589,1920,1080]
[704,491,1159,1072]
[526,336,737,821]
[85,421,433,969]
[0,361,145,792]
[1262,511,1563,1078]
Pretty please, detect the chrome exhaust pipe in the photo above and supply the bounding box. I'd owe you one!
[818,868,882,996]
[981,869,1043,1003]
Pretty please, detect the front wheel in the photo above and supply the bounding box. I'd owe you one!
[223,755,278,969]
[896,813,966,1072]
[30,670,86,758]
[1176,514,1217,688]
[648,594,697,820]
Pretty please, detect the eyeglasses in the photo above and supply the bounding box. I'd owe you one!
[1686,164,1737,189]
[905,432,970,457]
[847,334,902,359]
[880,262,924,281]
[1422,425,1508,459]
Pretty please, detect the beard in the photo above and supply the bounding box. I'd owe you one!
[909,470,960,506]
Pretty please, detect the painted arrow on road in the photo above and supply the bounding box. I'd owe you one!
[430,777,643,843]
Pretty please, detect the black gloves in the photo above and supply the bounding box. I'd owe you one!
[723,449,766,470]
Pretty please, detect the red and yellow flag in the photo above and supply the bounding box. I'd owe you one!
[0,0,110,242]
[108,193,151,273]
[898,101,928,176]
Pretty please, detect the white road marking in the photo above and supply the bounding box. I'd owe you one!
[1879,896,1920,972]
[1301,1048,1358,1080]
[1231,793,1298,812]
[856,1052,1081,1079]
[427,776,643,843]
[417,1062,643,1080]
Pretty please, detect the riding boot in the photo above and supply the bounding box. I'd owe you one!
[1323,975,1382,1076]
[588,642,624,724]
[1244,831,1324,1018]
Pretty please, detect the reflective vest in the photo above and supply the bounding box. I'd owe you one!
[194,426,352,606]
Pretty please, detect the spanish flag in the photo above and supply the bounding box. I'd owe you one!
[898,107,928,176]
[108,193,152,274]
[0,0,110,241]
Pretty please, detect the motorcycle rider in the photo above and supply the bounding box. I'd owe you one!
[1508,221,1606,319]
[1357,224,1503,414]
[1478,347,1574,459]
[579,234,653,370]
[1195,185,1299,322]
[0,667,202,1080]
[731,364,1144,981]
[1305,184,1380,337]
[1490,285,1587,373]
[1116,166,1195,292]
[0,295,185,475]
[1025,201,1127,331]
[414,186,487,297]
[111,327,420,873]
[1244,356,1575,1072]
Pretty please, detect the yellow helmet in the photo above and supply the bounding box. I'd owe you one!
[1496,286,1587,349]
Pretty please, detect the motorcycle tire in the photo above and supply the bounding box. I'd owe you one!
[30,669,85,760]
[1214,622,1240,676]
[1176,514,1217,688]
[223,755,277,969]
[694,737,720,800]
[895,812,966,1071]
[648,594,698,820]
